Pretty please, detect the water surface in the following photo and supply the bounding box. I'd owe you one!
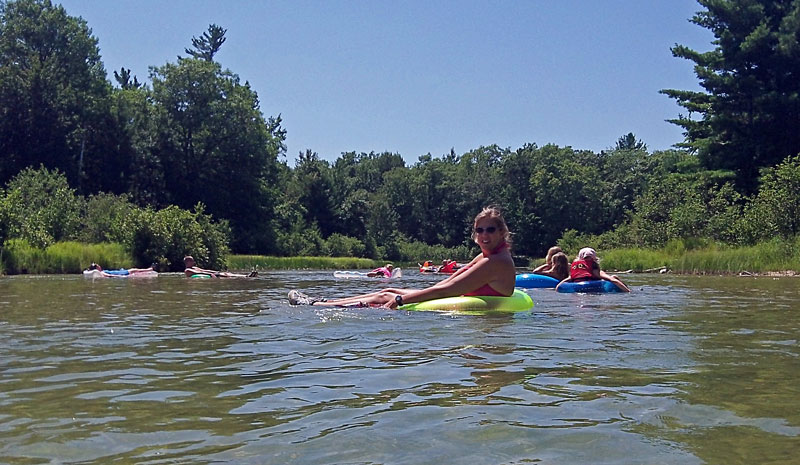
[1,272,798,464]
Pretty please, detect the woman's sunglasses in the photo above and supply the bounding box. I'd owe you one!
[474,226,497,234]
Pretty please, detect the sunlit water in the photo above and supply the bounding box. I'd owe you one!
[1,271,798,464]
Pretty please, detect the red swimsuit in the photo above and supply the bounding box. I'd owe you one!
[463,241,509,297]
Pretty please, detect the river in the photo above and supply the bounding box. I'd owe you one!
[1,271,798,464]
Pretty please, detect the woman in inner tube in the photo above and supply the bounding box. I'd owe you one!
[288,206,516,308]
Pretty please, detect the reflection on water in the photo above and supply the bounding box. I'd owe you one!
[0,272,798,464]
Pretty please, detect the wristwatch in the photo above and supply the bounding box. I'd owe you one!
[395,295,403,307]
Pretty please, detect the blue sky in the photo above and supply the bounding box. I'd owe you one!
[57,1,714,165]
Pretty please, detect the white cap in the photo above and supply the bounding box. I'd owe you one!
[578,247,597,261]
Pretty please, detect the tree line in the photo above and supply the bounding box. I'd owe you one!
[1,0,800,271]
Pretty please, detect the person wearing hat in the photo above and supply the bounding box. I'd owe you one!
[557,247,630,292]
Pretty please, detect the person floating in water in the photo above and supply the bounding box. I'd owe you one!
[85,263,156,276]
[556,247,630,292]
[532,246,570,281]
[367,264,394,278]
[289,206,515,308]
[183,255,257,278]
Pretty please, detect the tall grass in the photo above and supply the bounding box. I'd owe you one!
[527,238,800,274]
[600,248,672,272]
[670,239,799,274]
[2,239,131,274]
[229,255,380,271]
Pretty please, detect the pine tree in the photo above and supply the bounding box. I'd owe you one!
[184,24,227,61]
[661,0,800,192]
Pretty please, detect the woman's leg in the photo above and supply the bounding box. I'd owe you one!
[314,288,415,306]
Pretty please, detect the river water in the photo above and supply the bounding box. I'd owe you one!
[0,271,798,464]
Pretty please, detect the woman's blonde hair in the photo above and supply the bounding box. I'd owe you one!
[545,246,562,264]
[472,206,512,247]
[550,252,569,280]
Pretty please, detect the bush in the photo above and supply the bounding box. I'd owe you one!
[324,233,366,257]
[0,166,84,248]
[121,203,230,271]
[79,192,136,244]
[737,155,800,244]
[229,254,377,270]
[395,238,474,264]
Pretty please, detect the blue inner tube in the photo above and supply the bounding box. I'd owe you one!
[557,280,621,293]
[515,273,559,288]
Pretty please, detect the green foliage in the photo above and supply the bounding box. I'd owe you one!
[395,239,475,264]
[0,166,84,248]
[615,133,647,151]
[184,24,227,61]
[669,238,800,274]
[2,239,129,274]
[617,155,742,248]
[323,233,366,258]
[229,255,378,270]
[120,203,230,271]
[599,248,670,272]
[78,192,136,244]
[150,57,284,253]
[0,0,112,187]
[661,0,800,192]
[739,154,800,242]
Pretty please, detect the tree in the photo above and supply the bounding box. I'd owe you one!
[293,149,337,235]
[184,24,227,61]
[113,67,141,89]
[661,0,800,193]
[0,0,112,188]
[614,132,647,151]
[150,57,285,252]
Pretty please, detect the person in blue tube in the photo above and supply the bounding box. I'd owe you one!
[556,247,630,292]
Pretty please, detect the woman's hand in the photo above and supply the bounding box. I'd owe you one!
[383,294,399,309]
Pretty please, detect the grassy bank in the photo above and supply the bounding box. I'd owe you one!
[561,238,800,275]
[1,240,131,274]
[228,255,380,271]
[3,239,799,276]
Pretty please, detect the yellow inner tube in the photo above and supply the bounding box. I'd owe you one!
[399,289,533,314]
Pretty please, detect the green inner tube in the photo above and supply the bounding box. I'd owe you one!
[399,289,533,314]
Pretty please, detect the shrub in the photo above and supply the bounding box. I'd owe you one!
[324,233,366,257]
[0,166,84,248]
[79,192,136,244]
[395,238,474,264]
[121,204,230,271]
[737,155,800,244]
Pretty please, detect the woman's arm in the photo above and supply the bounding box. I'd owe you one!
[555,276,572,291]
[599,270,631,292]
[385,256,499,308]
[531,263,550,273]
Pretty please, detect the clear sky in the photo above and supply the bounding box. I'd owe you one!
[57,0,714,165]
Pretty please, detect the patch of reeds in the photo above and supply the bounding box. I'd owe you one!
[229,255,380,271]
[527,238,800,275]
[670,239,799,274]
[2,239,131,274]
[600,248,672,272]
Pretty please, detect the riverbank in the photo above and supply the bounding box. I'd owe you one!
[589,240,800,276]
[2,239,799,276]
